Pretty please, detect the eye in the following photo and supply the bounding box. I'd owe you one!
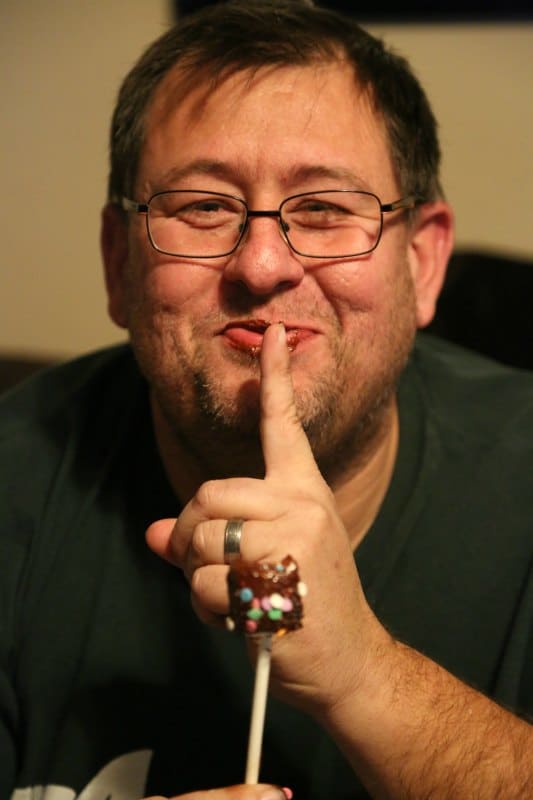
[285,197,354,229]
[176,199,233,217]
[183,199,227,214]
[153,193,243,229]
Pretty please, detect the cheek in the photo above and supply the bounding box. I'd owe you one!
[316,252,417,353]
[125,249,221,321]
[315,258,389,325]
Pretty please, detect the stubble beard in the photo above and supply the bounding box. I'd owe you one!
[136,302,416,488]
[127,254,418,486]
[187,352,402,486]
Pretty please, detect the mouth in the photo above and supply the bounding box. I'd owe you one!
[220,318,315,356]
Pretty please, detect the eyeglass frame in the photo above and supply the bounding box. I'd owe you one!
[120,188,422,260]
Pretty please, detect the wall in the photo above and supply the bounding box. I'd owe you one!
[2,3,532,359]
[366,22,533,260]
[1,0,171,360]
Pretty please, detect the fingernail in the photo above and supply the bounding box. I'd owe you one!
[259,788,293,800]
[275,320,287,341]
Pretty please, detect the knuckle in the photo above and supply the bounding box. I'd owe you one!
[189,523,207,561]
[194,479,220,510]
[190,567,203,595]
[190,566,213,607]
[301,499,331,532]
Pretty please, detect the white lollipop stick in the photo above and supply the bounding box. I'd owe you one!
[244,634,273,783]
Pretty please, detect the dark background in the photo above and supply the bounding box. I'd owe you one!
[175,0,533,23]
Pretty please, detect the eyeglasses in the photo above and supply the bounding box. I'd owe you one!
[120,189,420,260]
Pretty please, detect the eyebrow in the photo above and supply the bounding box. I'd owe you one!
[287,164,368,188]
[158,160,237,186]
[155,160,369,192]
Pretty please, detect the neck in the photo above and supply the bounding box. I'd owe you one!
[152,394,399,550]
[331,401,398,549]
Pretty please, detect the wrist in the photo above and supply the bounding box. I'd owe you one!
[312,610,397,732]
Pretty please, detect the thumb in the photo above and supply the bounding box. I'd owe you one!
[145,518,178,565]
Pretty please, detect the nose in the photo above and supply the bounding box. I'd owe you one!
[222,215,305,296]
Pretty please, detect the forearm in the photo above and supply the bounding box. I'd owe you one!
[320,632,532,799]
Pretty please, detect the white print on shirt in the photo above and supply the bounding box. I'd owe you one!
[11,749,153,800]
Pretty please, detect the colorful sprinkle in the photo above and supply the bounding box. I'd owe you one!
[270,593,284,609]
[245,620,257,633]
[281,597,293,612]
[240,587,254,602]
[268,609,283,621]
[247,608,263,620]
[297,581,308,597]
[261,596,272,611]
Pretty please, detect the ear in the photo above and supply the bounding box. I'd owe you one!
[407,201,455,328]
[100,203,130,329]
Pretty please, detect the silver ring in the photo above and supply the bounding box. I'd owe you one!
[224,519,244,564]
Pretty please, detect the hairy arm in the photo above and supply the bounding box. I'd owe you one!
[321,630,532,799]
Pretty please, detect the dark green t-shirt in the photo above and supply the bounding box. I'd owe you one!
[1,335,532,799]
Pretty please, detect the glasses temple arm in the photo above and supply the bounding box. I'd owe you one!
[120,197,148,213]
[380,195,424,213]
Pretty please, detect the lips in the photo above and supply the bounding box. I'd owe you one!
[221,319,314,354]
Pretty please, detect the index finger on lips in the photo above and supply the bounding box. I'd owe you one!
[260,322,319,482]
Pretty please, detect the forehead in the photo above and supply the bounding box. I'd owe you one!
[138,61,397,196]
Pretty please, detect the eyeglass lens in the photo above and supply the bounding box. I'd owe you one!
[147,190,383,258]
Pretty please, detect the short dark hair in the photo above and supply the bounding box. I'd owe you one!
[107,0,442,204]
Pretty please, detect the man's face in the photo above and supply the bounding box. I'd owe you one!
[106,62,424,479]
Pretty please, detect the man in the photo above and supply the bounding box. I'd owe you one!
[1,1,531,798]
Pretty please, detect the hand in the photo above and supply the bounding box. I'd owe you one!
[147,323,385,719]
[145,783,290,800]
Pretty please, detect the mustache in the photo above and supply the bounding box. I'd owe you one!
[190,302,338,333]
